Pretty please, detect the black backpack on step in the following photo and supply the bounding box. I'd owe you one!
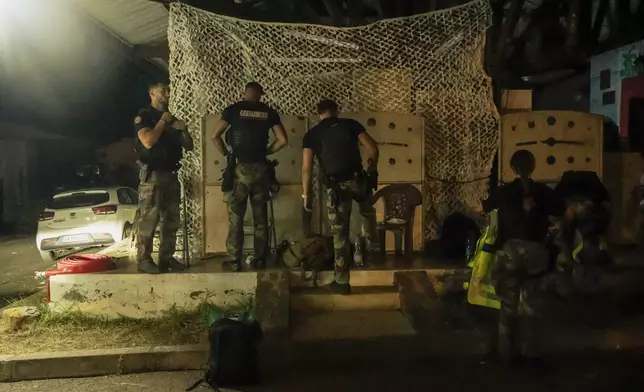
[186,318,263,391]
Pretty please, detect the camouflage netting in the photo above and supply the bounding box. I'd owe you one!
[168,0,499,257]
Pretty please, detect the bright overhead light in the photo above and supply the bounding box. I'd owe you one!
[0,0,35,16]
[0,0,36,26]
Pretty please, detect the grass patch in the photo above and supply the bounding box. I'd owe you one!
[0,301,212,356]
[1,290,45,310]
[0,292,256,356]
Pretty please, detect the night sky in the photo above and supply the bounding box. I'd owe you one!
[0,0,163,145]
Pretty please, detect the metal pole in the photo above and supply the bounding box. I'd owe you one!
[182,178,190,268]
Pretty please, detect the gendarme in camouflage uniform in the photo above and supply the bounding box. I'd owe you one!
[134,81,194,274]
[225,162,272,266]
[326,179,378,285]
[492,239,552,360]
[137,172,182,265]
[302,99,380,294]
[482,150,563,362]
[211,82,288,270]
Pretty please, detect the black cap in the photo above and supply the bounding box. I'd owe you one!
[245,81,265,95]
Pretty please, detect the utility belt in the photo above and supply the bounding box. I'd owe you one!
[220,156,280,193]
[221,154,237,193]
[138,160,180,183]
[324,169,364,188]
[325,170,368,206]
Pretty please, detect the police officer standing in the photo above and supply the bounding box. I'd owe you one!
[301,99,379,295]
[482,150,563,364]
[211,82,288,271]
[134,81,194,274]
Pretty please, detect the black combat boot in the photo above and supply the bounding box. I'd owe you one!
[226,259,243,272]
[250,258,266,270]
[327,281,351,295]
[137,259,160,274]
[159,257,187,273]
[497,313,521,365]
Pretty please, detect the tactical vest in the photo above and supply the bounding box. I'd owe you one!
[134,131,182,171]
[465,209,501,309]
[229,126,269,163]
[317,118,362,176]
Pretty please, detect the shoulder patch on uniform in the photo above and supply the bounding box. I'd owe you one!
[134,116,142,125]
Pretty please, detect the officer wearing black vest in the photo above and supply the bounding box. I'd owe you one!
[302,99,379,294]
[211,82,288,271]
[134,81,194,274]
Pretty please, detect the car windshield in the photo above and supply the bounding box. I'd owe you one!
[48,192,110,210]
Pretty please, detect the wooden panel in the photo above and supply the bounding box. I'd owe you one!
[269,116,308,185]
[501,90,532,111]
[603,153,642,245]
[308,112,424,184]
[204,185,305,254]
[203,115,308,186]
[500,111,603,183]
[204,111,424,253]
[204,186,229,254]
[202,115,223,185]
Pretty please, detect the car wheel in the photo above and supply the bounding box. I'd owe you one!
[39,250,56,263]
[122,223,133,242]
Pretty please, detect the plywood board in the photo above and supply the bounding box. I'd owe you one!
[501,90,532,111]
[308,112,424,184]
[204,185,305,254]
[500,111,603,183]
[203,114,308,186]
[603,153,641,245]
[203,186,229,254]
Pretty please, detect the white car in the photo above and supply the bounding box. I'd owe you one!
[36,187,139,262]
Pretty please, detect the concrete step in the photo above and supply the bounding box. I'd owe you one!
[291,286,400,312]
[289,268,470,293]
[291,310,416,342]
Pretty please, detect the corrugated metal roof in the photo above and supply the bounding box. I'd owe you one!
[68,0,168,46]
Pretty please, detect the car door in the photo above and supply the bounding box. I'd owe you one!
[116,188,135,224]
[125,188,140,222]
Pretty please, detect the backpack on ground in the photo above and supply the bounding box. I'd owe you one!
[186,316,263,391]
[282,235,333,272]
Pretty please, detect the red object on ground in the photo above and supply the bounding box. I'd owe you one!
[44,254,117,302]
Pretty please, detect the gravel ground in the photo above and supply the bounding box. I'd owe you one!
[0,236,110,307]
[0,237,49,307]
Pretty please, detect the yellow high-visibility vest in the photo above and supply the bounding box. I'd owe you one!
[465,210,501,309]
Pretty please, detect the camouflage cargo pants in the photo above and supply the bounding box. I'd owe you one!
[327,179,378,285]
[225,162,270,262]
[136,171,181,263]
[492,239,552,360]
[565,198,611,266]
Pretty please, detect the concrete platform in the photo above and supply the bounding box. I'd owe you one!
[46,252,468,317]
[49,272,258,318]
[47,269,291,333]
